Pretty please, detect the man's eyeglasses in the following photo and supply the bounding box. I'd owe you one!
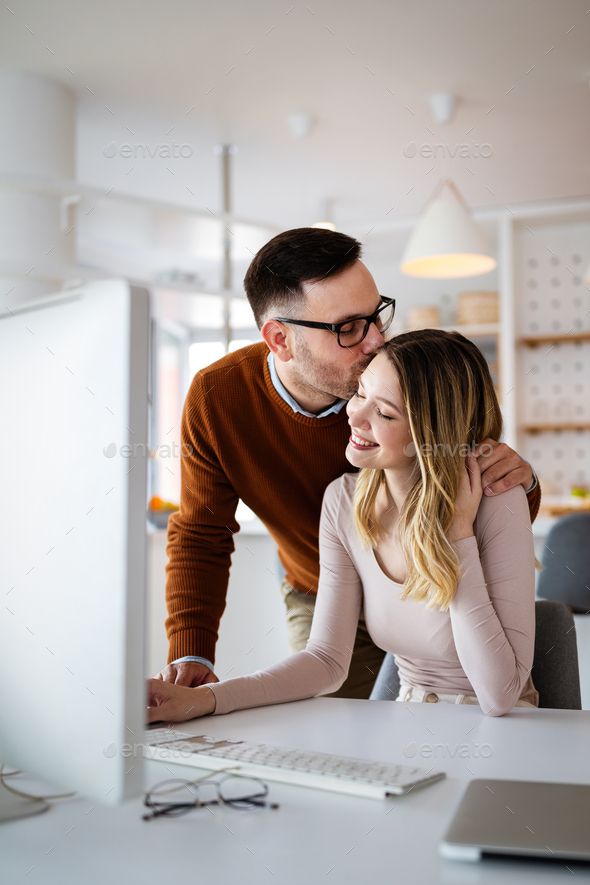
[142,771,279,820]
[272,296,396,348]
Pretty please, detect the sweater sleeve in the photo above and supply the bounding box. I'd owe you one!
[206,477,363,715]
[448,485,536,716]
[164,372,240,665]
[525,475,542,523]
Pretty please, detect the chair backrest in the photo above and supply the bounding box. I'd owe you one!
[369,652,400,702]
[370,600,582,709]
[532,599,582,709]
[536,513,590,613]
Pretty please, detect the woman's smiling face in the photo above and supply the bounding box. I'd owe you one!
[345,350,415,471]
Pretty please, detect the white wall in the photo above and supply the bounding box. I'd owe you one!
[147,527,290,680]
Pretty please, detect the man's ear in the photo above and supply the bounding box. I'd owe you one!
[261,319,293,363]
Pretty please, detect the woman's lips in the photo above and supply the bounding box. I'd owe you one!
[349,432,379,450]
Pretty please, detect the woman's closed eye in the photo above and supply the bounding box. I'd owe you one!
[353,389,394,421]
[376,408,394,421]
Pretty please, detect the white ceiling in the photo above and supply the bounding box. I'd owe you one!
[1,0,589,227]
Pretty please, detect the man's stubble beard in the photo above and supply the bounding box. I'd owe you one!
[292,334,371,401]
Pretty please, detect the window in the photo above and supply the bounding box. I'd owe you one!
[189,341,225,375]
[150,323,189,505]
[150,289,261,527]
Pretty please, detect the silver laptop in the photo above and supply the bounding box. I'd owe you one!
[440,779,590,863]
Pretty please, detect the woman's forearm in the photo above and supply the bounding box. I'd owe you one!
[204,646,350,716]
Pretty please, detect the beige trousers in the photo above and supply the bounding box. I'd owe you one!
[396,683,537,707]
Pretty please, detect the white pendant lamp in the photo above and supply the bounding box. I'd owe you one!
[400,179,497,278]
[312,197,336,231]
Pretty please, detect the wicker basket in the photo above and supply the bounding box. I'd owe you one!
[456,290,499,325]
[406,305,441,329]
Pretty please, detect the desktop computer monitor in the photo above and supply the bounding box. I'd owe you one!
[0,280,150,816]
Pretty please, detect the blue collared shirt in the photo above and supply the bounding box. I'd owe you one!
[266,351,347,417]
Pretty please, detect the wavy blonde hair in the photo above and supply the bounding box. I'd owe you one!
[353,329,503,612]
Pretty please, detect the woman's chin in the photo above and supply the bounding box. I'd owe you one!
[345,443,377,468]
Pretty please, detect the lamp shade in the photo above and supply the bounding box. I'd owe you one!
[312,221,337,231]
[400,180,497,278]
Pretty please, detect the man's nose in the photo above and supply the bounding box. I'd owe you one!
[361,322,385,353]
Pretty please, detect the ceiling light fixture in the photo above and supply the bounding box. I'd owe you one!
[312,198,336,231]
[400,179,497,279]
[429,93,457,125]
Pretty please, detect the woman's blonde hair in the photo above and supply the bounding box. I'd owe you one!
[353,328,503,612]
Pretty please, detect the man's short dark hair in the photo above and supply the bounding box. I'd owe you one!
[244,227,362,328]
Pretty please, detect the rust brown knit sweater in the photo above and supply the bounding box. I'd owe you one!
[165,341,541,664]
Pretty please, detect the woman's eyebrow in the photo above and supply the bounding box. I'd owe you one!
[376,396,403,416]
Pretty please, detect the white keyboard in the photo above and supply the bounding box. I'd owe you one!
[144,728,446,800]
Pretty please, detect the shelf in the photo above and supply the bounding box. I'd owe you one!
[398,323,499,337]
[540,504,590,516]
[0,174,281,232]
[519,332,590,347]
[440,323,500,337]
[538,497,590,517]
[522,423,590,433]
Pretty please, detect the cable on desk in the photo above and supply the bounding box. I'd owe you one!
[0,764,77,802]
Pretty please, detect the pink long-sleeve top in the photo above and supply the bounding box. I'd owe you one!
[207,472,539,717]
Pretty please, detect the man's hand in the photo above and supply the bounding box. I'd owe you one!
[146,679,216,724]
[154,661,219,687]
[474,439,533,497]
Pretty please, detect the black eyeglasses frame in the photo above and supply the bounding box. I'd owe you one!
[272,296,396,348]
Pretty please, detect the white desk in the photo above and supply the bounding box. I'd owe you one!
[2,699,590,884]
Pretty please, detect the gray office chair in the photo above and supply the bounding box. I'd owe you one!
[536,513,590,614]
[532,511,589,710]
[369,599,581,710]
[532,600,581,709]
[369,651,400,702]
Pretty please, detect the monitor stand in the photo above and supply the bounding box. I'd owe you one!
[0,780,49,824]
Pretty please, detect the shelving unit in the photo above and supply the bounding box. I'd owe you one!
[536,497,590,517]
[522,423,590,434]
[519,332,590,347]
[510,206,590,517]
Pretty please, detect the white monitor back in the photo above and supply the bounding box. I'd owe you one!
[0,280,149,804]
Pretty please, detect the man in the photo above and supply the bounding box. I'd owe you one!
[156,227,540,699]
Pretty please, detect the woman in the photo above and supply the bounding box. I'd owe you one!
[148,329,539,722]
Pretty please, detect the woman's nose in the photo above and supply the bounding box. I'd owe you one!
[348,400,371,427]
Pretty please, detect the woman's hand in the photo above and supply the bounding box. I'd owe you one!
[448,453,482,542]
[146,678,216,724]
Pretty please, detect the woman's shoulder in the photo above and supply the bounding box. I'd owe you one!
[323,471,358,502]
[322,472,358,523]
[474,483,531,541]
